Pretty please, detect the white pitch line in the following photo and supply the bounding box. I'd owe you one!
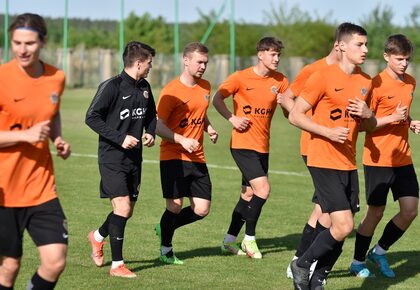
[67,152,309,177]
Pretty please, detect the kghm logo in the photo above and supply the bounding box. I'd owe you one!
[243,105,252,115]
[179,118,204,128]
[330,108,342,121]
[120,108,147,120]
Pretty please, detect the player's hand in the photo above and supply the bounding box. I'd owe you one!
[142,133,155,147]
[327,127,350,143]
[207,125,218,144]
[346,98,373,119]
[122,135,139,149]
[26,120,51,143]
[276,92,284,105]
[54,137,71,159]
[392,101,408,122]
[228,115,250,132]
[410,120,420,134]
[180,137,200,153]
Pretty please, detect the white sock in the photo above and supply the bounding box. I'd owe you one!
[111,260,124,269]
[373,244,387,255]
[352,259,365,265]
[224,234,237,243]
[94,230,105,242]
[244,234,255,242]
[161,246,172,255]
[292,256,298,261]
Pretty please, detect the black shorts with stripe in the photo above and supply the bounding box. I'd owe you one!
[0,198,68,258]
[160,160,212,200]
[308,167,360,213]
[364,164,419,206]
[231,149,269,186]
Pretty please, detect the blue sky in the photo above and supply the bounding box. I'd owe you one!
[2,0,419,26]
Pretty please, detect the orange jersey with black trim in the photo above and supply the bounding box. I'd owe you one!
[0,59,65,207]
[300,64,371,170]
[290,58,329,156]
[363,70,415,167]
[157,77,211,163]
[218,67,289,153]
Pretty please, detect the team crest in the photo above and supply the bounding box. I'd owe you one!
[143,91,149,99]
[50,93,58,104]
[360,88,367,96]
[204,94,210,102]
[271,86,278,94]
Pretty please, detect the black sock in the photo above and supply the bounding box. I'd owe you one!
[174,206,204,229]
[295,223,315,257]
[98,211,113,238]
[160,209,178,247]
[0,284,13,290]
[109,213,128,261]
[297,229,339,269]
[312,221,328,243]
[27,272,56,290]
[378,219,405,251]
[353,232,373,262]
[245,195,266,236]
[227,197,248,237]
[311,240,344,285]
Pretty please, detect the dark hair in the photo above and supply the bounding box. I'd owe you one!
[256,37,284,52]
[183,42,209,58]
[384,34,413,56]
[8,13,47,41]
[335,22,367,42]
[123,41,156,68]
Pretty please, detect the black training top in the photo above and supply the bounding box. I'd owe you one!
[86,70,156,164]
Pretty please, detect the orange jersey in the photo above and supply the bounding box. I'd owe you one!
[218,67,289,153]
[363,70,416,167]
[0,59,65,207]
[290,58,329,156]
[157,77,211,163]
[300,64,371,170]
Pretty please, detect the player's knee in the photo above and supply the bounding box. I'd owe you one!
[400,208,418,222]
[194,206,210,217]
[42,256,66,277]
[167,204,182,214]
[367,208,384,222]
[0,258,20,280]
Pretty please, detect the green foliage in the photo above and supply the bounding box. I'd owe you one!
[1,4,419,61]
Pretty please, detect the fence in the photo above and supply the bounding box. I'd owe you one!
[1,47,419,88]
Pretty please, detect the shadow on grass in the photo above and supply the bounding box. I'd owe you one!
[331,250,420,289]
[118,233,302,272]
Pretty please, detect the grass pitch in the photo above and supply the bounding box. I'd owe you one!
[13,88,420,289]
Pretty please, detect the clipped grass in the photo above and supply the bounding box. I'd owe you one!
[13,88,420,289]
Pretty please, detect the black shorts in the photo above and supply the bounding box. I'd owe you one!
[302,155,319,204]
[364,164,419,206]
[231,149,269,186]
[160,160,212,200]
[308,167,360,213]
[99,163,141,201]
[0,198,68,258]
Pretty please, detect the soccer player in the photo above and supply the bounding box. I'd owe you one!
[0,13,71,290]
[288,23,376,290]
[280,32,341,283]
[85,41,157,278]
[350,34,420,278]
[213,37,289,259]
[155,42,218,265]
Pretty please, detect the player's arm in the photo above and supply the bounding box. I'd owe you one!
[85,83,132,148]
[367,101,407,131]
[0,120,51,148]
[289,97,349,143]
[277,87,295,118]
[142,88,157,147]
[212,90,249,132]
[204,115,218,144]
[50,111,71,159]
[156,117,199,153]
